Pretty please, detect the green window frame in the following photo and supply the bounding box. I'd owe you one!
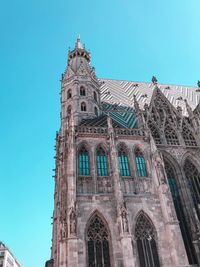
[79,146,90,176]
[96,146,108,176]
[118,149,130,177]
[135,149,147,177]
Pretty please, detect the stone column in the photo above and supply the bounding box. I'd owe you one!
[66,115,79,267]
[107,117,135,267]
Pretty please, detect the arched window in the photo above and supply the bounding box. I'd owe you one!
[94,107,98,116]
[183,159,200,220]
[79,146,90,176]
[81,102,87,112]
[164,125,179,145]
[67,89,72,99]
[80,86,86,96]
[164,159,197,264]
[182,123,197,146]
[135,212,160,267]
[93,91,97,102]
[67,105,72,114]
[135,148,147,177]
[118,144,130,176]
[87,214,111,267]
[96,146,108,176]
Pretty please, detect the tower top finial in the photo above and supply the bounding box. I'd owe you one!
[76,35,82,49]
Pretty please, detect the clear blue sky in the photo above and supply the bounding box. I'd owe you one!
[0,1,199,266]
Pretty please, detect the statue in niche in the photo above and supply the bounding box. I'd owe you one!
[60,220,67,240]
[70,206,77,235]
[119,202,129,234]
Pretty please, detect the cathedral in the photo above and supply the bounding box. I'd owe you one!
[45,38,200,267]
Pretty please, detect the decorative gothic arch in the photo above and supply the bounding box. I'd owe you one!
[134,211,160,267]
[163,156,198,264]
[86,211,112,267]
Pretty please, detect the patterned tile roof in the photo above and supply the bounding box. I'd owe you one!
[99,78,200,116]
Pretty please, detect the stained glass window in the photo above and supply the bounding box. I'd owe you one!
[97,146,108,176]
[79,146,90,176]
[164,159,197,264]
[135,212,160,267]
[87,214,111,267]
[135,149,147,177]
[118,145,130,176]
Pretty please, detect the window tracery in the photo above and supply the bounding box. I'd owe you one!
[87,214,111,267]
[118,144,130,177]
[135,148,147,177]
[164,159,197,264]
[135,212,160,267]
[164,124,179,145]
[79,145,90,176]
[182,122,197,146]
[147,121,161,144]
[96,146,108,176]
[183,159,200,220]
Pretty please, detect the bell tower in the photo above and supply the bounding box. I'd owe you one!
[61,36,101,127]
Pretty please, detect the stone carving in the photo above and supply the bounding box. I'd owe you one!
[118,202,129,234]
[69,205,77,235]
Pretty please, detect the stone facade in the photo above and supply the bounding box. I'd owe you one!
[46,38,200,267]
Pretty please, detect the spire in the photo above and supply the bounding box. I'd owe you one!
[75,35,82,49]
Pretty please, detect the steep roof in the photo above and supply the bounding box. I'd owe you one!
[99,78,200,116]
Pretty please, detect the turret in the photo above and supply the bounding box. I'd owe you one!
[61,37,101,127]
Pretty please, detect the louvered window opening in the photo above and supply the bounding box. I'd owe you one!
[79,147,90,176]
[184,160,200,220]
[135,213,160,267]
[135,150,147,177]
[87,215,111,267]
[165,160,197,264]
[97,147,108,176]
[118,149,131,177]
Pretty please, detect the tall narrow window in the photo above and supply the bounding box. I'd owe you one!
[183,159,200,220]
[67,105,72,114]
[87,214,111,267]
[164,159,197,264]
[80,86,86,96]
[135,148,147,177]
[79,146,90,176]
[67,89,72,99]
[118,144,130,176]
[81,102,87,111]
[135,212,160,267]
[96,146,108,176]
[93,91,97,102]
[94,107,98,116]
